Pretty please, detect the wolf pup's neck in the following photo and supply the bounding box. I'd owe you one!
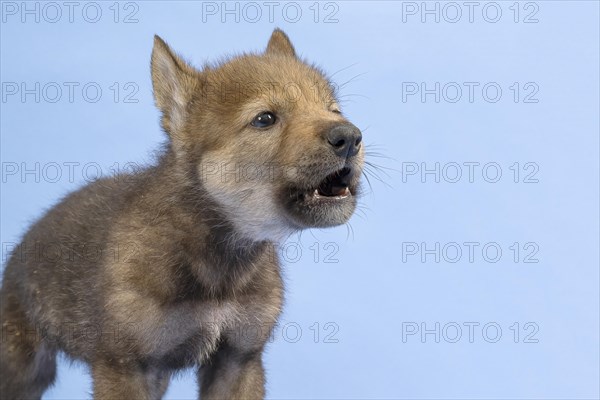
[140,147,276,295]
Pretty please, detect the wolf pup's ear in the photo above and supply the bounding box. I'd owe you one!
[151,35,199,138]
[266,28,296,57]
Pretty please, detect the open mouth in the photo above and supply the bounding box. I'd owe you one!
[282,164,360,228]
[311,167,352,199]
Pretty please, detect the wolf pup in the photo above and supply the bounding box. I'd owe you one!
[0,29,363,399]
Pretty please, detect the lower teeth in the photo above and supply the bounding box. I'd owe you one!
[313,188,350,198]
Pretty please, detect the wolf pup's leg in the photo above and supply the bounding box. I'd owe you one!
[92,361,170,400]
[0,289,58,399]
[199,342,266,400]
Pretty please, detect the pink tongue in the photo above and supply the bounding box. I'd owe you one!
[331,186,348,196]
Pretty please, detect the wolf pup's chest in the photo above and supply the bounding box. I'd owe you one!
[147,301,240,370]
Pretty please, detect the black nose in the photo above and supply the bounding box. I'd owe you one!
[326,124,362,158]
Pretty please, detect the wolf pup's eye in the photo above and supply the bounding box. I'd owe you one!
[251,112,277,128]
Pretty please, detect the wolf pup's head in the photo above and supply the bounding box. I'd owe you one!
[151,29,364,242]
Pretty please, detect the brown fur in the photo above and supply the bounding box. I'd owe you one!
[0,29,363,399]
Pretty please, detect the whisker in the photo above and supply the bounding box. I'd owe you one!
[363,166,394,189]
[354,204,370,219]
[364,150,395,161]
[345,222,355,241]
[338,72,368,89]
[338,93,369,100]
[365,161,392,177]
[361,170,374,194]
[329,62,360,79]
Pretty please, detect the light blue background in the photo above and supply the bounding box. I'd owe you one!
[1,1,599,399]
